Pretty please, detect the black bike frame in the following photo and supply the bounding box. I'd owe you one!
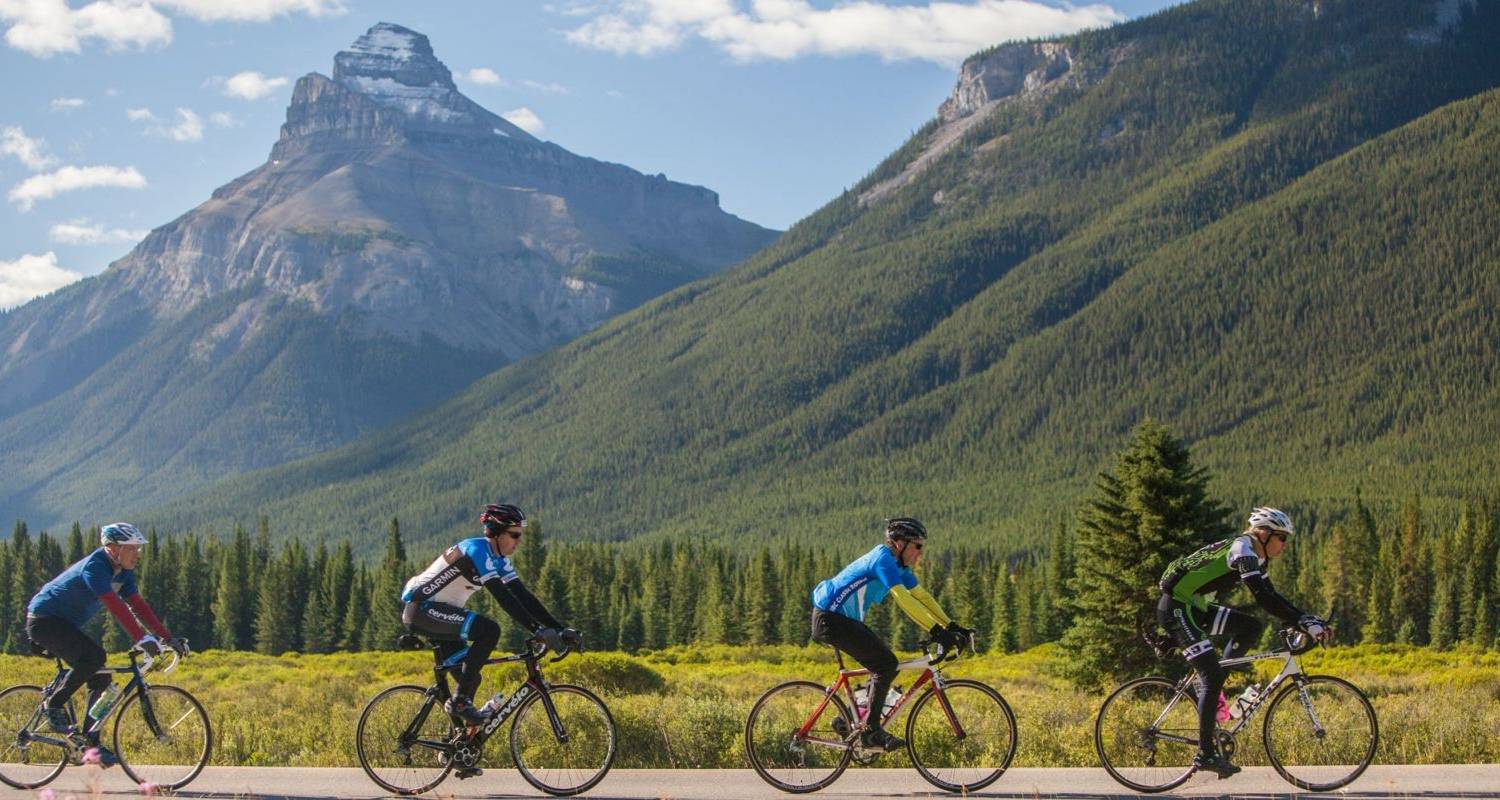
[402,642,570,757]
[32,651,162,750]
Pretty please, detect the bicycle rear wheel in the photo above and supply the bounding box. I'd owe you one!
[113,684,212,790]
[509,683,616,796]
[0,685,69,790]
[1095,676,1198,793]
[1263,675,1378,791]
[905,678,1017,792]
[745,680,853,793]
[357,685,456,795]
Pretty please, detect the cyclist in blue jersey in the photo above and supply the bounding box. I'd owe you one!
[810,518,974,752]
[26,523,187,767]
[402,503,582,731]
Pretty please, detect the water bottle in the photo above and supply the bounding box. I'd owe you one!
[479,692,505,717]
[1229,683,1262,720]
[882,685,904,717]
[88,684,122,721]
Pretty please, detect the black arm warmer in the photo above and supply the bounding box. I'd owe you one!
[486,578,564,632]
[1242,573,1303,623]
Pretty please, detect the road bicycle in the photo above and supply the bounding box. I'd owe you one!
[356,633,616,796]
[745,636,1017,794]
[1095,627,1378,792]
[0,644,211,791]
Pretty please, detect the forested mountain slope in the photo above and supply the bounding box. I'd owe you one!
[152,0,1500,554]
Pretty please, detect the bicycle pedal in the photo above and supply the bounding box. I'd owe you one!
[454,766,483,779]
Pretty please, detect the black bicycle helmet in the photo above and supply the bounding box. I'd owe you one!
[480,503,527,535]
[884,517,927,542]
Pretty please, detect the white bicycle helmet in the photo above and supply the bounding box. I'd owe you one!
[100,522,147,546]
[1247,507,1294,535]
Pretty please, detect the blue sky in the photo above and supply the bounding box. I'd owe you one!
[0,0,1181,308]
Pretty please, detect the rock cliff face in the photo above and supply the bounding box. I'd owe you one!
[0,22,778,525]
[938,42,1075,122]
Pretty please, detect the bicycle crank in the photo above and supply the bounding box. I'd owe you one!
[1214,730,1236,762]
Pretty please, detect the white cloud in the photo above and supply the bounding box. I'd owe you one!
[0,126,57,170]
[209,111,237,127]
[48,218,149,245]
[49,96,86,110]
[463,67,502,85]
[131,107,203,141]
[0,0,343,58]
[503,107,545,136]
[565,0,1124,66]
[0,0,173,58]
[8,164,146,211]
[222,70,288,100]
[520,78,570,94]
[155,0,345,23]
[0,252,83,309]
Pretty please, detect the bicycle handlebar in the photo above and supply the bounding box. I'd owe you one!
[918,632,975,664]
[130,645,183,674]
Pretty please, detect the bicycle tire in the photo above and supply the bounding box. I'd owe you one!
[1262,675,1378,791]
[113,684,212,790]
[905,678,1017,793]
[357,684,456,795]
[509,683,617,796]
[1094,676,1198,793]
[0,685,68,790]
[745,680,854,793]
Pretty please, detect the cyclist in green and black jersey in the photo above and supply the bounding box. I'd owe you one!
[1157,507,1332,778]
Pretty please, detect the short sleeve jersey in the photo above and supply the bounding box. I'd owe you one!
[811,544,919,621]
[28,548,138,628]
[402,537,518,606]
[1160,535,1264,610]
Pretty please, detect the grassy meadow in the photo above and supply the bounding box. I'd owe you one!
[0,644,1495,768]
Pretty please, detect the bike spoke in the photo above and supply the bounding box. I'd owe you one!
[1095,677,1198,793]
[0,686,70,790]
[511,684,617,796]
[114,685,211,789]
[357,685,457,795]
[745,681,853,793]
[907,679,1016,792]
[1264,676,1378,791]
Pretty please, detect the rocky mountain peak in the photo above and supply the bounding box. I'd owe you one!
[939,41,1075,123]
[273,22,534,159]
[333,23,454,91]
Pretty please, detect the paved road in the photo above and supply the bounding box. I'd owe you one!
[4,766,1497,799]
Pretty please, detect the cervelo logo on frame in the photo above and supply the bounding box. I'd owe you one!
[483,683,534,735]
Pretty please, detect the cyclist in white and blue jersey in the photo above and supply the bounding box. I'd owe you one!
[402,503,581,728]
[810,518,974,752]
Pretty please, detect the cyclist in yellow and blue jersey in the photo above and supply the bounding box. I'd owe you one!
[810,518,974,752]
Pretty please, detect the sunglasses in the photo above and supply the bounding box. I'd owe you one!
[906,540,924,551]
[1267,532,1289,543]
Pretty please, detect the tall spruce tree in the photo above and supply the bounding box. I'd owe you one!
[1057,420,1231,687]
[212,525,255,650]
[367,518,409,650]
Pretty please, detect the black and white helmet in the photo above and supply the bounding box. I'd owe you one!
[100,522,146,546]
[885,517,928,542]
[1247,507,1294,536]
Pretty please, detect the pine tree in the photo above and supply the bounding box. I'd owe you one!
[341,566,372,651]
[1057,420,1232,687]
[1393,496,1431,644]
[304,542,354,654]
[212,525,255,651]
[173,537,214,648]
[367,518,410,651]
[9,522,37,654]
[989,562,1017,653]
[66,523,85,563]
[253,547,297,655]
[743,550,779,645]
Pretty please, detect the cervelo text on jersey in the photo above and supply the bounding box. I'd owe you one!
[402,537,518,606]
[811,544,918,621]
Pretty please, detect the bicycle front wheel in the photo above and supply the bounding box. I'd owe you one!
[1094,676,1198,793]
[509,683,616,797]
[1263,675,1378,791]
[745,680,853,793]
[357,685,457,795]
[0,685,68,790]
[113,684,212,790]
[905,679,1016,793]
